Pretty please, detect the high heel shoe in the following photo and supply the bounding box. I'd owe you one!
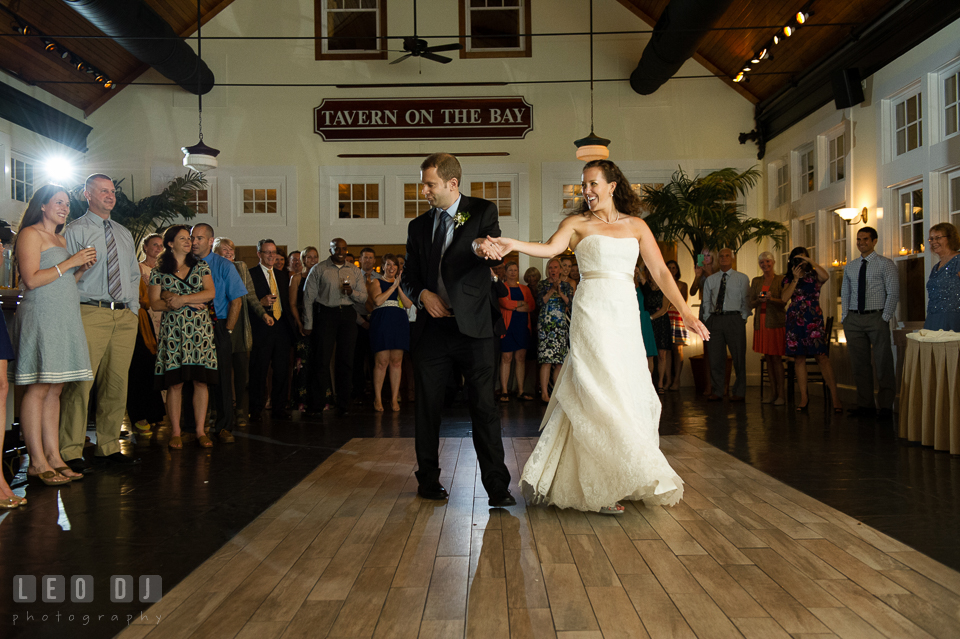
[28,470,71,486]
[796,402,809,412]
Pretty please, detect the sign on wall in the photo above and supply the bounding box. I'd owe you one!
[314,97,533,142]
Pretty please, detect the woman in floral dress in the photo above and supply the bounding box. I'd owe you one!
[536,258,573,402]
[781,247,843,413]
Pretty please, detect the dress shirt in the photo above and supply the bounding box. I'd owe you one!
[200,251,247,318]
[701,268,751,321]
[65,210,140,314]
[841,251,899,322]
[420,195,461,307]
[302,257,368,330]
[355,268,381,316]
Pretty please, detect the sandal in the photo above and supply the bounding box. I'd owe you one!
[656,387,666,395]
[168,436,183,450]
[198,435,213,448]
[599,504,626,516]
[54,466,83,481]
[499,393,511,403]
[134,420,153,434]
[518,393,535,401]
[0,497,22,510]
[28,470,71,486]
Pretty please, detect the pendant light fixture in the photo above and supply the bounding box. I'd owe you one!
[574,0,610,162]
[182,0,220,172]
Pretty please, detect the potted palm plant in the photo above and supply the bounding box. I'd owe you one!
[641,167,788,394]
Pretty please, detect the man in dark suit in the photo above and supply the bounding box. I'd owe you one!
[248,239,295,419]
[402,152,515,508]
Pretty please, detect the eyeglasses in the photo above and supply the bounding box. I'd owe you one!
[928,235,946,242]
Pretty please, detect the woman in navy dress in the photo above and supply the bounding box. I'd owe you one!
[367,254,411,412]
[0,236,19,504]
[498,261,535,401]
[782,247,843,413]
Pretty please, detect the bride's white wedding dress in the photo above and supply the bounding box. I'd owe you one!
[520,234,684,510]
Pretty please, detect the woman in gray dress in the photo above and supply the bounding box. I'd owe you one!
[12,185,97,484]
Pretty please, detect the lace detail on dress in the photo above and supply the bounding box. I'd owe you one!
[520,235,684,510]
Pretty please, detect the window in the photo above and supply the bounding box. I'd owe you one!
[828,133,846,184]
[337,182,380,219]
[186,189,209,215]
[894,93,923,155]
[780,231,791,276]
[776,164,789,207]
[243,188,278,215]
[801,216,816,262]
[402,182,430,219]
[315,0,386,61]
[798,149,815,195]
[561,184,583,215]
[951,173,960,229]
[898,184,923,255]
[11,156,35,203]
[471,181,511,216]
[831,212,847,267]
[459,0,532,58]
[945,70,959,138]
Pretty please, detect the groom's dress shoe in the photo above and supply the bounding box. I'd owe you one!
[488,490,517,508]
[418,485,449,501]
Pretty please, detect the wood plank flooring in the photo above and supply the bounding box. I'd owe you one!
[118,437,960,639]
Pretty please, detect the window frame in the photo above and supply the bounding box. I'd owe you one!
[462,174,519,222]
[948,169,960,230]
[10,152,37,204]
[942,64,960,140]
[233,176,287,226]
[893,90,923,156]
[327,177,385,226]
[795,145,815,198]
[315,0,388,62]
[896,181,924,257]
[458,0,532,59]
[826,130,847,185]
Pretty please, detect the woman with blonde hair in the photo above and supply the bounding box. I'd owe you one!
[748,251,786,405]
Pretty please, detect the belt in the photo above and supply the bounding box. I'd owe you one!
[82,300,127,310]
[580,270,634,282]
[376,300,401,309]
[850,309,880,314]
[716,311,742,316]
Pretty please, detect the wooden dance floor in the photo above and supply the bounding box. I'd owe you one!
[118,436,960,639]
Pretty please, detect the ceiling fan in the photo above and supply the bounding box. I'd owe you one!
[390,0,462,65]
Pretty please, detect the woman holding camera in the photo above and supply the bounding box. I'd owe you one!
[781,247,843,413]
[748,252,786,405]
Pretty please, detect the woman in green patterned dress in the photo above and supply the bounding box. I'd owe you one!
[536,258,573,402]
[149,226,218,449]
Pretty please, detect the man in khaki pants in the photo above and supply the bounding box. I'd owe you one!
[60,174,141,473]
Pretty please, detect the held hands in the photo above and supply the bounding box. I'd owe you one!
[478,236,514,260]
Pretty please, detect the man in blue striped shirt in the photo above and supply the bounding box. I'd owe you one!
[841,227,899,419]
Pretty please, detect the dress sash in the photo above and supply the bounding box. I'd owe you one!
[580,270,634,282]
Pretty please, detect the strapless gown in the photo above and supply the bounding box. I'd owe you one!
[520,234,684,510]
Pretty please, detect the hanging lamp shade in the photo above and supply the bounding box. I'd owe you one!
[182,139,220,172]
[574,131,611,162]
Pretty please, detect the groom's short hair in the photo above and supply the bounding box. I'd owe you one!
[421,152,461,184]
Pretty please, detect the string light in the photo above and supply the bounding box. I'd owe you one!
[731,4,813,84]
[13,16,115,89]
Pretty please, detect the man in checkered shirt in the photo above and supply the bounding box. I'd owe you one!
[840,227,899,420]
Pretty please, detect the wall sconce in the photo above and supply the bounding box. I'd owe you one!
[836,207,868,225]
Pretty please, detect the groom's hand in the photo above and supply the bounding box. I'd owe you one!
[473,237,501,259]
[421,290,452,318]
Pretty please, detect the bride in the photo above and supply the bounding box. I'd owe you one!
[486,160,710,514]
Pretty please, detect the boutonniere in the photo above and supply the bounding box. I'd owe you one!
[453,211,470,229]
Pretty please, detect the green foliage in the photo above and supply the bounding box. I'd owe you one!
[67,172,207,250]
[641,167,787,260]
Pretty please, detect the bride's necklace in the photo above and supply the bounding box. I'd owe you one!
[591,211,620,224]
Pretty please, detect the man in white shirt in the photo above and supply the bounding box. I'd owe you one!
[701,248,752,402]
[353,247,380,402]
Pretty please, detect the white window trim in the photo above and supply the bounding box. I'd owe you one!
[822,124,848,186]
[463,0,529,55]
[462,173,520,223]
[937,58,960,142]
[319,0,382,56]
[886,80,924,160]
[793,144,815,200]
[326,175,386,226]
[233,176,287,227]
[894,180,924,260]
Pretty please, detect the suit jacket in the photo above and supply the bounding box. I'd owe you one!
[402,195,502,345]
[248,263,295,336]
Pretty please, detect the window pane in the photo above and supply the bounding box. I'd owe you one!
[368,183,379,199]
[907,124,918,151]
[471,184,483,198]
[267,189,277,201]
[895,102,905,129]
[328,11,378,51]
[499,200,511,216]
[906,95,918,122]
[951,176,960,213]
[896,130,906,156]
[366,202,378,218]
[404,183,416,198]
[266,202,277,214]
[243,202,253,214]
[836,161,844,182]
[946,75,957,104]
[470,9,521,49]
[255,202,266,213]
[254,189,264,200]
[913,189,923,218]
[352,203,363,218]
[338,184,349,200]
[351,184,363,199]
[947,106,958,136]
[498,182,510,199]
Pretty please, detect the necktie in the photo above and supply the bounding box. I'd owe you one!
[103,219,123,301]
[427,210,451,293]
[268,268,282,320]
[715,272,727,314]
[857,259,867,313]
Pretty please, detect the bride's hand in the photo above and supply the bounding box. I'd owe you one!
[681,308,710,341]
[486,236,514,259]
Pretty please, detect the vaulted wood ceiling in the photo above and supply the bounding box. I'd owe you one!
[617,0,904,104]
[0,0,951,122]
[0,0,233,116]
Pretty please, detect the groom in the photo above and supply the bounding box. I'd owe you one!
[402,152,515,508]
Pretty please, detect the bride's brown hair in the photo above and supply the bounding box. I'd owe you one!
[570,160,642,218]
